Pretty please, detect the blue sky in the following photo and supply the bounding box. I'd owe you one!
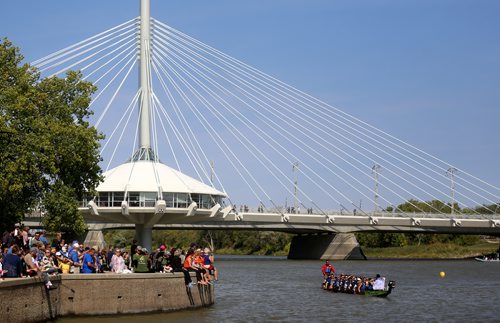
[2,0,499,206]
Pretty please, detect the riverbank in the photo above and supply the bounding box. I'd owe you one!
[215,241,498,259]
[363,241,498,259]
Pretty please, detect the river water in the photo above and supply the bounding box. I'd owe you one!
[59,256,499,322]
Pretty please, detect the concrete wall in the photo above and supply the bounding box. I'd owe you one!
[288,233,366,260]
[0,273,213,322]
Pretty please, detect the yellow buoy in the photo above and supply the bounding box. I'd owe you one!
[439,271,445,278]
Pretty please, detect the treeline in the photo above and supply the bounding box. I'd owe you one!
[103,230,484,254]
[388,200,499,214]
[355,233,481,248]
[103,230,292,256]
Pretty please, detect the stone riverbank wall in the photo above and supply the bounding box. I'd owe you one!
[0,273,214,322]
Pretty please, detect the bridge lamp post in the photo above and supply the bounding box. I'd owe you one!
[372,164,381,214]
[447,167,458,215]
[292,162,299,214]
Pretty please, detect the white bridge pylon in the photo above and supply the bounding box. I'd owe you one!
[32,0,500,248]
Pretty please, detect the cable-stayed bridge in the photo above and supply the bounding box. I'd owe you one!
[29,0,500,257]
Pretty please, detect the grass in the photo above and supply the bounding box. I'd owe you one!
[363,242,499,259]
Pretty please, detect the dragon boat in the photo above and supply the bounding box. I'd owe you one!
[475,256,499,262]
[322,278,396,298]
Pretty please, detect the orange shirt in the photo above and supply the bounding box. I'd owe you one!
[183,255,193,269]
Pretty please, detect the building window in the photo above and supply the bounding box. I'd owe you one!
[129,192,140,207]
[142,192,156,207]
[113,192,124,207]
[177,193,189,208]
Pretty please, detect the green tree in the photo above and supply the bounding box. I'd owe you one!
[0,39,103,237]
[396,199,459,214]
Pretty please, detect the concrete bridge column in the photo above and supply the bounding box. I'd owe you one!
[135,224,153,252]
[83,230,106,250]
[287,233,366,260]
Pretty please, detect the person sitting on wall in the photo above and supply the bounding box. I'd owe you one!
[182,248,195,287]
[25,247,56,289]
[193,249,209,284]
[40,248,59,275]
[203,247,218,281]
[25,247,41,277]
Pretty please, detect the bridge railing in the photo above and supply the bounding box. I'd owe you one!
[239,206,500,220]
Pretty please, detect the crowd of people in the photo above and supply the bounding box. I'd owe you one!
[321,260,386,294]
[0,224,218,289]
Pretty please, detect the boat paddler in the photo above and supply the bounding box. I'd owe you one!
[321,260,335,278]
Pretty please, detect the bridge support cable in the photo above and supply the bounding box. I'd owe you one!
[152,28,446,216]
[154,26,440,212]
[153,45,317,210]
[151,95,181,171]
[152,91,204,181]
[154,50,317,211]
[152,55,274,208]
[156,21,500,215]
[32,18,138,68]
[153,39,230,184]
[157,27,450,215]
[157,20,500,212]
[49,32,138,77]
[95,55,137,128]
[80,41,137,81]
[153,83,230,196]
[152,59,269,205]
[154,26,488,215]
[152,36,371,210]
[31,18,138,66]
[36,23,138,74]
[100,89,141,157]
[152,63,217,184]
[31,17,500,216]
[105,90,141,172]
[152,93,229,198]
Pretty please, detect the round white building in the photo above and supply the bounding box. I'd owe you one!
[82,149,227,251]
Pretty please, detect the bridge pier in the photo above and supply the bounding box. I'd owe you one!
[135,224,153,252]
[287,233,366,260]
[83,230,106,250]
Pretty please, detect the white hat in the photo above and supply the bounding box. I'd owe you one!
[56,252,62,256]
[73,242,80,248]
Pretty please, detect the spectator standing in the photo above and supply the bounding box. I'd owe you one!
[51,233,62,251]
[22,227,30,249]
[170,248,183,272]
[81,248,98,274]
[68,242,82,273]
[2,230,10,247]
[133,248,150,273]
[39,231,49,246]
[3,245,23,277]
[154,245,169,272]
[110,249,130,273]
